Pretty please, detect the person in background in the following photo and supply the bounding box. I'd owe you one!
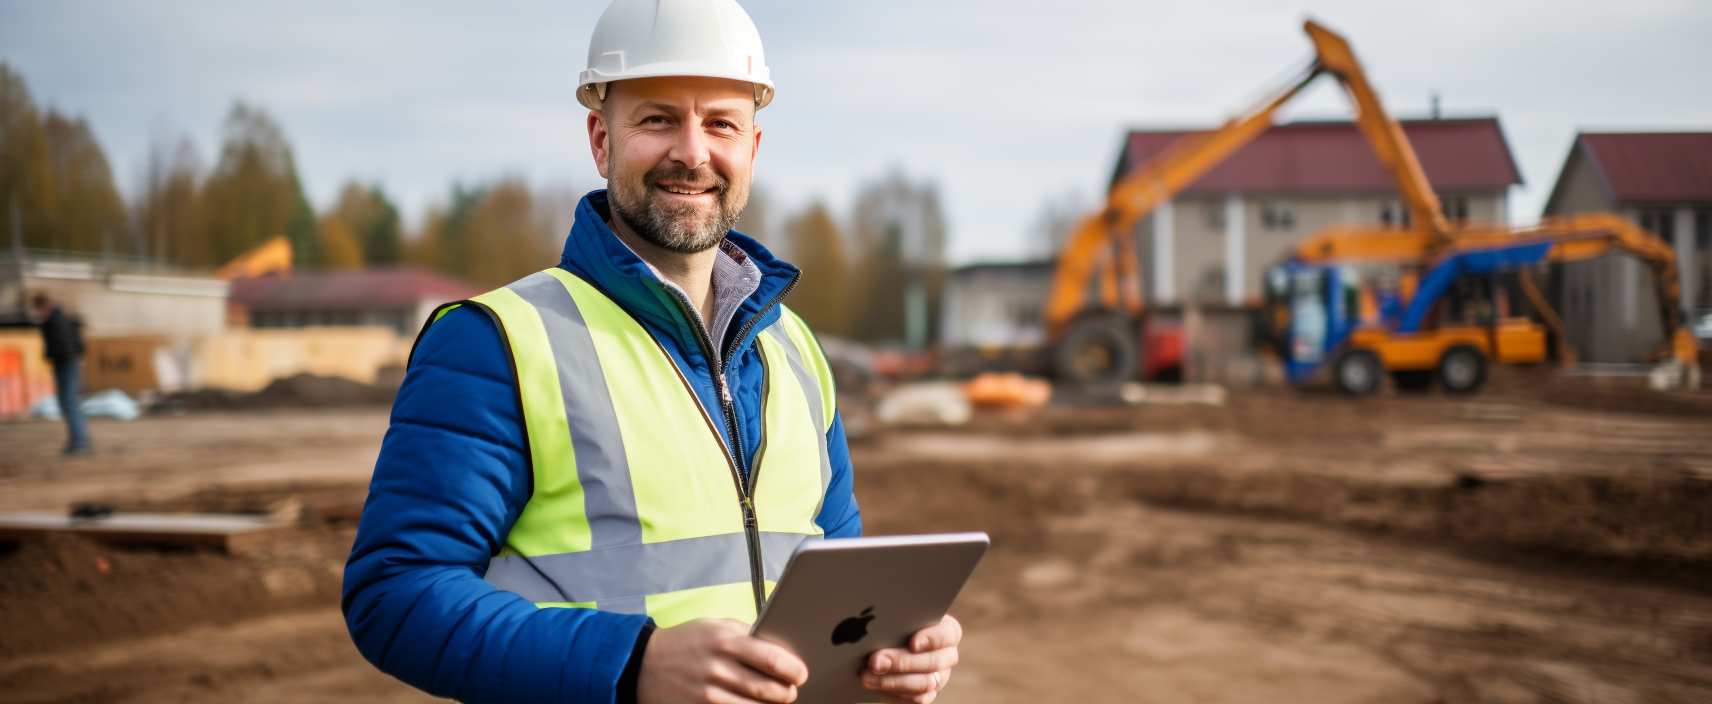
[32,293,91,455]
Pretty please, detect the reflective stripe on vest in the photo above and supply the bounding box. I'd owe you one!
[422,267,834,627]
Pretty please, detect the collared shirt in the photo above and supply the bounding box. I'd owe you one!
[618,236,763,369]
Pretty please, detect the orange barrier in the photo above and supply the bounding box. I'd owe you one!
[962,372,1052,410]
[0,346,53,418]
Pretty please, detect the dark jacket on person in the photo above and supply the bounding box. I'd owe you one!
[39,308,85,363]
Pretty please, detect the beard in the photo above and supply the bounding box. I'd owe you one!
[607,160,747,254]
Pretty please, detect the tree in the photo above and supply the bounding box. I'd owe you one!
[137,135,208,265]
[411,178,555,286]
[1029,188,1089,260]
[1,63,129,255]
[735,185,775,253]
[848,170,947,346]
[40,111,128,254]
[329,181,402,265]
[0,63,54,251]
[783,202,848,336]
[201,102,315,268]
[317,215,364,269]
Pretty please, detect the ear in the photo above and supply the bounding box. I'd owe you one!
[752,123,763,163]
[588,110,612,179]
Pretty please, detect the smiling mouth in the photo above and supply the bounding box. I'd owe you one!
[657,184,716,196]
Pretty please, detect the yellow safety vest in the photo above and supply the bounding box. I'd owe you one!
[420,267,835,627]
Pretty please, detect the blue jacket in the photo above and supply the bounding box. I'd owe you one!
[343,190,862,704]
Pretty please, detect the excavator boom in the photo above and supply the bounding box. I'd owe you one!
[1045,20,1448,338]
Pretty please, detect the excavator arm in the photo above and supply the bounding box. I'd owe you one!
[1530,213,1696,364]
[1044,20,1449,337]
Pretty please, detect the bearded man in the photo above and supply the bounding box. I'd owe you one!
[342,1,961,703]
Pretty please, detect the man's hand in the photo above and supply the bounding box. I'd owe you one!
[861,615,961,704]
[638,618,808,704]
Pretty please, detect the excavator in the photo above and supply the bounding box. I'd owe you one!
[1044,19,1438,386]
[1044,19,1699,393]
[1264,213,1700,393]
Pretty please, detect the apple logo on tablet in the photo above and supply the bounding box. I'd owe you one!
[831,607,875,645]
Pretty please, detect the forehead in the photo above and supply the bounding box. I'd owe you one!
[605,76,755,117]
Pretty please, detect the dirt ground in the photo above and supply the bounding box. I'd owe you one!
[3,369,1711,703]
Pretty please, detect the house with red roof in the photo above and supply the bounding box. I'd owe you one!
[228,265,483,337]
[1112,117,1522,306]
[1542,132,1712,364]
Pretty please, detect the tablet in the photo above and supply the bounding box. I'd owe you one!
[751,532,990,704]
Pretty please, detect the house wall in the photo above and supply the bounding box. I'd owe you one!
[1542,147,1701,364]
[1542,149,1615,216]
[941,266,1052,349]
[1143,190,1505,305]
[22,267,227,338]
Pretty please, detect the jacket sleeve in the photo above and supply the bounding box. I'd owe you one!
[813,410,862,538]
[342,305,650,704]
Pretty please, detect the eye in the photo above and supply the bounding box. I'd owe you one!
[642,115,670,125]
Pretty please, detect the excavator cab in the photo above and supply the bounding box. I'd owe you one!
[1263,263,1367,387]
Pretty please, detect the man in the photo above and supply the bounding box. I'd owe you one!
[32,293,90,455]
[342,1,961,703]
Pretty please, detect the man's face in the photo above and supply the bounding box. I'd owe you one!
[588,76,761,254]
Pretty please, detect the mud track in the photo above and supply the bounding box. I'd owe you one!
[2,372,1710,703]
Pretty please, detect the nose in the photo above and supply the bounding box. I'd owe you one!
[665,116,712,172]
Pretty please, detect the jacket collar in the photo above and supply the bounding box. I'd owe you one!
[557,190,799,365]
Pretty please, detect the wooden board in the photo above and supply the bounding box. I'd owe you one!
[0,512,289,554]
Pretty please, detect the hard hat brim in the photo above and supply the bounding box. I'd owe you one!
[577,62,775,111]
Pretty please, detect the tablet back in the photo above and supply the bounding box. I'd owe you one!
[751,533,989,704]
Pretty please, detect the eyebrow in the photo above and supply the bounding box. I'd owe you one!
[632,101,751,124]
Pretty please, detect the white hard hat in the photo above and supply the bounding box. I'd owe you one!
[577,0,775,111]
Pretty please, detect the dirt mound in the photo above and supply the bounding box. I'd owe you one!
[0,525,353,660]
[1481,365,1712,417]
[251,374,397,408]
[161,374,396,411]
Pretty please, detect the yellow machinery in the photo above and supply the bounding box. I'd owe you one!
[1270,213,1699,393]
[1044,20,1449,386]
[216,236,293,280]
[1046,19,1698,393]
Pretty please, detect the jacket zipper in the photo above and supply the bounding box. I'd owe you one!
[657,271,801,614]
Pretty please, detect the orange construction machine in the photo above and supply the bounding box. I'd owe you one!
[1045,20,1442,388]
[1264,212,1699,394]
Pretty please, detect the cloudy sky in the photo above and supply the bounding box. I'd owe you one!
[3,0,1708,264]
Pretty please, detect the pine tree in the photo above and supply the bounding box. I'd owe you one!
[201,102,314,268]
[784,202,849,336]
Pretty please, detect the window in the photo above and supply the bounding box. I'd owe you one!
[1441,196,1468,222]
[1639,209,1674,240]
[1261,201,1296,231]
[1204,200,1225,231]
[1380,199,1411,227]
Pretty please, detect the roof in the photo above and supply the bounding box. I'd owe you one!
[228,265,484,312]
[1115,117,1522,195]
[1575,132,1712,203]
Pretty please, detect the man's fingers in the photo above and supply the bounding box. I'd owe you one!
[703,684,775,704]
[861,670,946,696]
[721,635,809,686]
[708,660,798,704]
[867,646,957,674]
[910,615,962,652]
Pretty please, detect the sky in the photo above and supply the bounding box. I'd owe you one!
[3,0,1709,265]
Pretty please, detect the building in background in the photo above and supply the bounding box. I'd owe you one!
[229,265,481,337]
[938,261,1055,375]
[0,250,230,412]
[1542,132,1712,364]
[1116,117,1522,306]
